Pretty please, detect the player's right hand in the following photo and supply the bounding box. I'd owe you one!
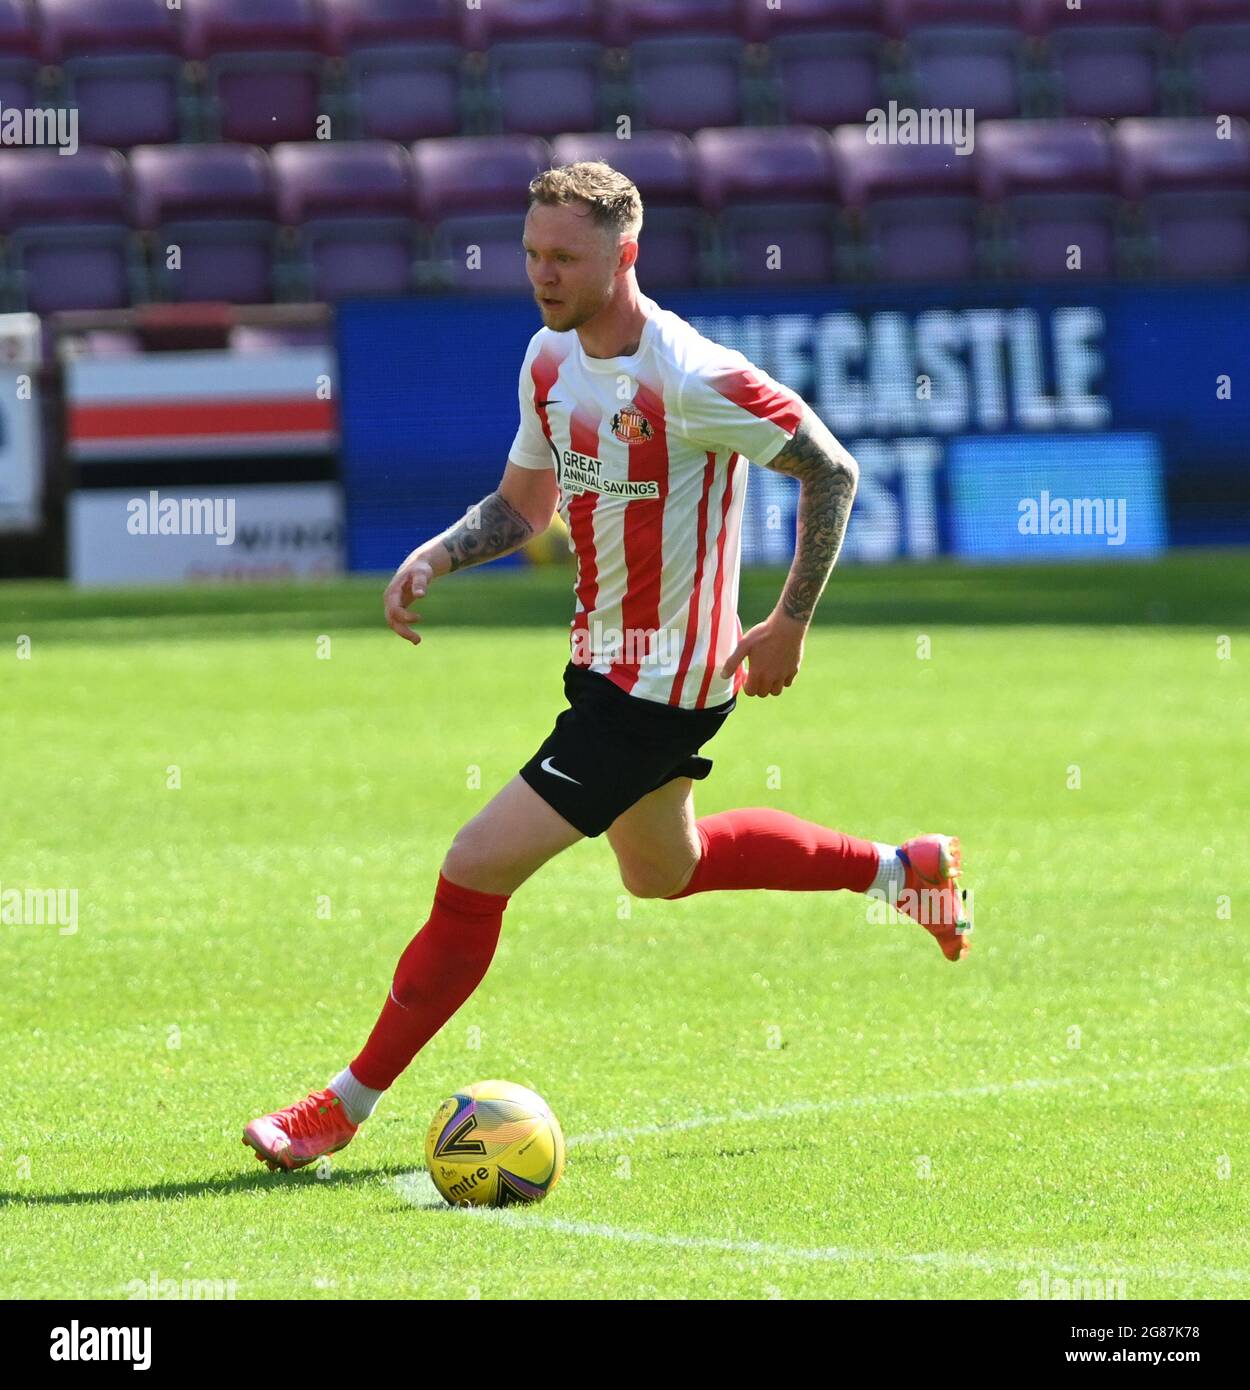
[384,557,434,646]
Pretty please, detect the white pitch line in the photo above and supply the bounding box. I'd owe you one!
[387,1184,1250,1287]
[474,1213,1250,1286]
[393,1059,1250,1289]
[563,1059,1250,1148]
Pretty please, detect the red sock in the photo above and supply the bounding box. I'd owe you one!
[350,872,509,1092]
[665,808,879,899]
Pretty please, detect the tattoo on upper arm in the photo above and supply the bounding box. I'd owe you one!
[443,491,535,572]
[764,411,859,624]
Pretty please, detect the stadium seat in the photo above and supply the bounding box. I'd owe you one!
[888,0,1031,120]
[0,0,40,117]
[484,41,606,136]
[977,120,1118,278]
[742,0,883,43]
[606,0,742,44]
[415,135,547,290]
[412,135,551,218]
[469,0,604,43]
[1113,116,1250,275]
[344,43,465,140]
[626,35,746,132]
[833,123,982,280]
[1030,0,1171,118]
[183,0,324,145]
[551,131,706,286]
[0,148,137,312]
[768,27,886,129]
[130,144,279,303]
[39,0,186,146]
[427,212,530,291]
[694,128,839,285]
[272,141,418,300]
[1184,23,1250,116]
[322,0,465,139]
[321,0,461,48]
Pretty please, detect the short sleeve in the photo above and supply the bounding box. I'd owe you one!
[679,353,806,466]
[507,338,556,471]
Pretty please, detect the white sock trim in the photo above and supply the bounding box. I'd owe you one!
[869,843,905,903]
[329,1066,384,1125]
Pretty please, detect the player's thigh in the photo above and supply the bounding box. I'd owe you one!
[605,776,699,899]
[442,774,584,896]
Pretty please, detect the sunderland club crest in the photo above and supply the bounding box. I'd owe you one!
[610,405,653,443]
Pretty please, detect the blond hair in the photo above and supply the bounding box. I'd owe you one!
[527,161,643,239]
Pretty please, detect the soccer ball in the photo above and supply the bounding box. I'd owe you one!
[424,1080,565,1208]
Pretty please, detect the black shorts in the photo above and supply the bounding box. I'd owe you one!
[518,662,735,837]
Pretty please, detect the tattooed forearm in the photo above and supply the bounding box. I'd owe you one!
[440,491,535,573]
[765,408,859,625]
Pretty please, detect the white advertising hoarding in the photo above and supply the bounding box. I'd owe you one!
[0,313,43,532]
[69,483,345,587]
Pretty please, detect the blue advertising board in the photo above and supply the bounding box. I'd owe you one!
[336,284,1249,572]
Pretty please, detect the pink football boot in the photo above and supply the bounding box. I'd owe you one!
[243,1088,358,1171]
[896,834,973,962]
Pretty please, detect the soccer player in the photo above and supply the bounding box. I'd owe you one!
[244,163,971,1172]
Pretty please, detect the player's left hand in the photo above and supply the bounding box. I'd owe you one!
[720,610,807,697]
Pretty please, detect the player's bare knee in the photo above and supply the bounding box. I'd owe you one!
[442,822,501,888]
[619,859,686,900]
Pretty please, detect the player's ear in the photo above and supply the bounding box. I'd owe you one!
[617,237,639,276]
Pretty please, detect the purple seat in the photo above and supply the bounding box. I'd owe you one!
[627,35,744,132]
[412,135,551,219]
[0,148,134,312]
[0,0,39,114]
[321,0,463,139]
[1113,116,1250,274]
[428,213,530,291]
[978,119,1118,277]
[321,0,460,50]
[606,0,742,44]
[1186,24,1250,116]
[1029,0,1167,118]
[1167,0,1250,25]
[550,130,696,202]
[39,0,184,146]
[770,28,885,127]
[695,126,838,208]
[130,144,278,303]
[470,0,604,44]
[833,122,981,280]
[347,44,463,139]
[486,41,605,136]
[272,141,417,299]
[889,1,1029,119]
[743,0,883,42]
[695,128,838,285]
[184,0,324,145]
[551,131,704,284]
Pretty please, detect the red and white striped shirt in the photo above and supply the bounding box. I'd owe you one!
[508,297,805,709]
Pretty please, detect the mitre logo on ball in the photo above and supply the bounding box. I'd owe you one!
[610,406,653,442]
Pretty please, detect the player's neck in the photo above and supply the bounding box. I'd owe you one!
[576,283,651,361]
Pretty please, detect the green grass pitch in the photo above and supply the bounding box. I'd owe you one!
[1,552,1247,1300]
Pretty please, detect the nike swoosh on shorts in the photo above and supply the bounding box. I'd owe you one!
[540,756,581,785]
